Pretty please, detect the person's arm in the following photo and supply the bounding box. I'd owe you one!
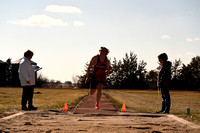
[20,62,31,84]
[106,60,111,75]
[85,56,97,84]
[159,64,171,87]
[163,65,171,86]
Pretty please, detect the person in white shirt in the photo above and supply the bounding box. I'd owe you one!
[18,50,38,111]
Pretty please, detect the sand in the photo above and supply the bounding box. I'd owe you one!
[0,109,199,133]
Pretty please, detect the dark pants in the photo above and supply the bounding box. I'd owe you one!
[160,87,171,112]
[21,86,34,108]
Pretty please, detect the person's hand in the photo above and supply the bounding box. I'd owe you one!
[27,81,30,84]
[106,66,112,75]
[164,80,168,86]
[85,77,89,84]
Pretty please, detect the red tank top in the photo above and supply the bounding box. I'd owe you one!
[94,55,107,83]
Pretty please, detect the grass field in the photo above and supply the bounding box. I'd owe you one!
[0,87,88,116]
[104,89,200,124]
[1,88,200,124]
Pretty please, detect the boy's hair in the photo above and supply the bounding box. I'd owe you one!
[24,50,34,57]
[158,53,168,61]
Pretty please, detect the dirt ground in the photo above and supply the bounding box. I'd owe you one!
[1,94,200,133]
[0,109,200,133]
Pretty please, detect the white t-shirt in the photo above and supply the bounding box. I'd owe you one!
[18,57,35,86]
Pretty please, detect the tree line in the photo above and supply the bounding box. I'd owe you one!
[77,52,200,91]
[1,52,199,90]
[0,58,64,88]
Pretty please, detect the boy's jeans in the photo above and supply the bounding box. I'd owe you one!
[160,87,171,112]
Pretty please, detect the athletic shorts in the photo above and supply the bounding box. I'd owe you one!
[90,74,106,89]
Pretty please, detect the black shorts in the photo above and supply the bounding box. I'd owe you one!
[89,75,105,89]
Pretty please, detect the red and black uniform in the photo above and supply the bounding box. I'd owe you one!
[90,55,107,89]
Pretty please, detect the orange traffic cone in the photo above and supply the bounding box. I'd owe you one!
[121,102,126,112]
[64,102,68,111]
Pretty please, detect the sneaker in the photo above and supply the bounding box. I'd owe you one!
[22,106,31,111]
[156,110,164,114]
[95,104,100,109]
[163,111,169,114]
[28,106,38,110]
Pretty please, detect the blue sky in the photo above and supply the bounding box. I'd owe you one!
[0,0,200,82]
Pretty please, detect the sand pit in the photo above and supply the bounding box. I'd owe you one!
[0,110,200,133]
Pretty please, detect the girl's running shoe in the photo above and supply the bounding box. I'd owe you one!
[95,104,100,109]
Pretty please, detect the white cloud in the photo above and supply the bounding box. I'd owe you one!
[194,37,200,41]
[185,38,193,42]
[8,15,68,27]
[177,54,183,58]
[73,21,84,27]
[161,34,171,39]
[185,52,195,56]
[45,5,82,14]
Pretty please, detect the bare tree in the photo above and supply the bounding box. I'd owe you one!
[72,74,79,88]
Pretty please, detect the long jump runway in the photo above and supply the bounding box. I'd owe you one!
[73,94,118,115]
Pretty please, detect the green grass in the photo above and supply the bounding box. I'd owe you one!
[104,90,200,124]
[0,87,88,116]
